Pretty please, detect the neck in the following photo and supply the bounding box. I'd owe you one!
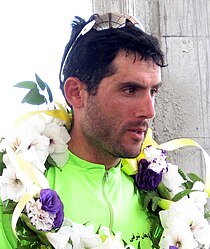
[68,130,120,170]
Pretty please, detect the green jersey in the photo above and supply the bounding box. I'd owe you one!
[0,151,152,248]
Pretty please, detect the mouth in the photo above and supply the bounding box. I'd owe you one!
[124,120,148,142]
[127,128,146,141]
[128,129,144,133]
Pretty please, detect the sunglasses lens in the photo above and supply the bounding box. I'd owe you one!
[93,13,144,31]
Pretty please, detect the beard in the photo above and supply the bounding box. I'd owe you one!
[80,97,149,159]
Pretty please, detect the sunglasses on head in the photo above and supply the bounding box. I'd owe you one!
[60,12,144,82]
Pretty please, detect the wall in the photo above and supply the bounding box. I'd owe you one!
[92,0,210,177]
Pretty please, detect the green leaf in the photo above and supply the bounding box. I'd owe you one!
[157,182,172,200]
[204,211,210,219]
[45,82,53,103]
[95,225,101,234]
[147,212,162,249]
[178,167,188,180]
[17,232,38,242]
[151,222,163,240]
[143,190,158,209]
[14,74,54,105]
[13,81,37,89]
[172,189,197,202]
[150,224,162,248]
[0,151,6,175]
[187,173,204,183]
[20,214,51,246]
[151,196,161,211]
[182,180,193,189]
[35,73,46,90]
[45,155,62,171]
[35,74,53,103]
[17,245,34,249]
[21,89,46,105]
[2,200,17,214]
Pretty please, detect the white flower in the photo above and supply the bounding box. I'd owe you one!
[43,120,70,154]
[160,198,203,229]
[192,181,205,191]
[189,181,208,212]
[16,129,49,166]
[159,224,198,249]
[0,166,27,202]
[17,144,48,173]
[46,220,133,249]
[144,146,168,173]
[46,218,102,249]
[0,138,6,152]
[144,146,166,162]
[192,218,210,248]
[7,115,47,152]
[4,118,50,173]
[47,225,73,249]
[148,158,167,174]
[18,114,46,134]
[93,227,133,249]
[159,197,210,248]
[160,216,210,249]
[26,198,55,231]
[161,163,185,198]
[42,120,70,166]
[66,219,101,249]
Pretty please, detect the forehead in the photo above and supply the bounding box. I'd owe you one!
[96,51,161,93]
[113,50,156,67]
[111,50,161,81]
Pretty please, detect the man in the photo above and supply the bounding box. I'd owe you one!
[0,12,164,248]
[49,12,164,247]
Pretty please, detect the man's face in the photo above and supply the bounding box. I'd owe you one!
[80,51,161,159]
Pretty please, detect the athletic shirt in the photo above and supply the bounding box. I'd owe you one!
[0,151,152,248]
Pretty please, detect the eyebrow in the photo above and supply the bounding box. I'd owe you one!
[155,82,162,89]
[120,81,162,89]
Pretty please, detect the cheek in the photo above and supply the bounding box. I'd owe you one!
[105,97,127,111]
[88,94,130,124]
[105,104,125,120]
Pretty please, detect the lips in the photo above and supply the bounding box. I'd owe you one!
[128,129,144,134]
[127,128,146,141]
[128,124,147,133]
[124,120,148,141]
[128,128,145,133]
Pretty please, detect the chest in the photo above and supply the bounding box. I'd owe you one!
[47,165,152,248]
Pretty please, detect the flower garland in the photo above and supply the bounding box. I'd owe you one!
[0,74,210,249]
[127,143,210,249]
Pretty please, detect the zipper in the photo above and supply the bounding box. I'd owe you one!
[102,170,114,231]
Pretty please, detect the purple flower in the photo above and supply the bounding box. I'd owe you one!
[40,188,64,228]
[169,246,178,249]
[134,159,163,191]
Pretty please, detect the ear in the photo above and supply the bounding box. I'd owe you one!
[64,77,86,108]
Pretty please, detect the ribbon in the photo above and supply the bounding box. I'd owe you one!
[15,101,71,130]
[12,185,41,238]
[158,138,210,197]
[122,128,210,197]
[5,142,50,237]
[5,142,49,189]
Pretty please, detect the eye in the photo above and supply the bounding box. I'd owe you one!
[150,87,159,96]
[123,86,136,95]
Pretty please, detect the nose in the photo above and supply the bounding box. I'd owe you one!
[135,94,155,120]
